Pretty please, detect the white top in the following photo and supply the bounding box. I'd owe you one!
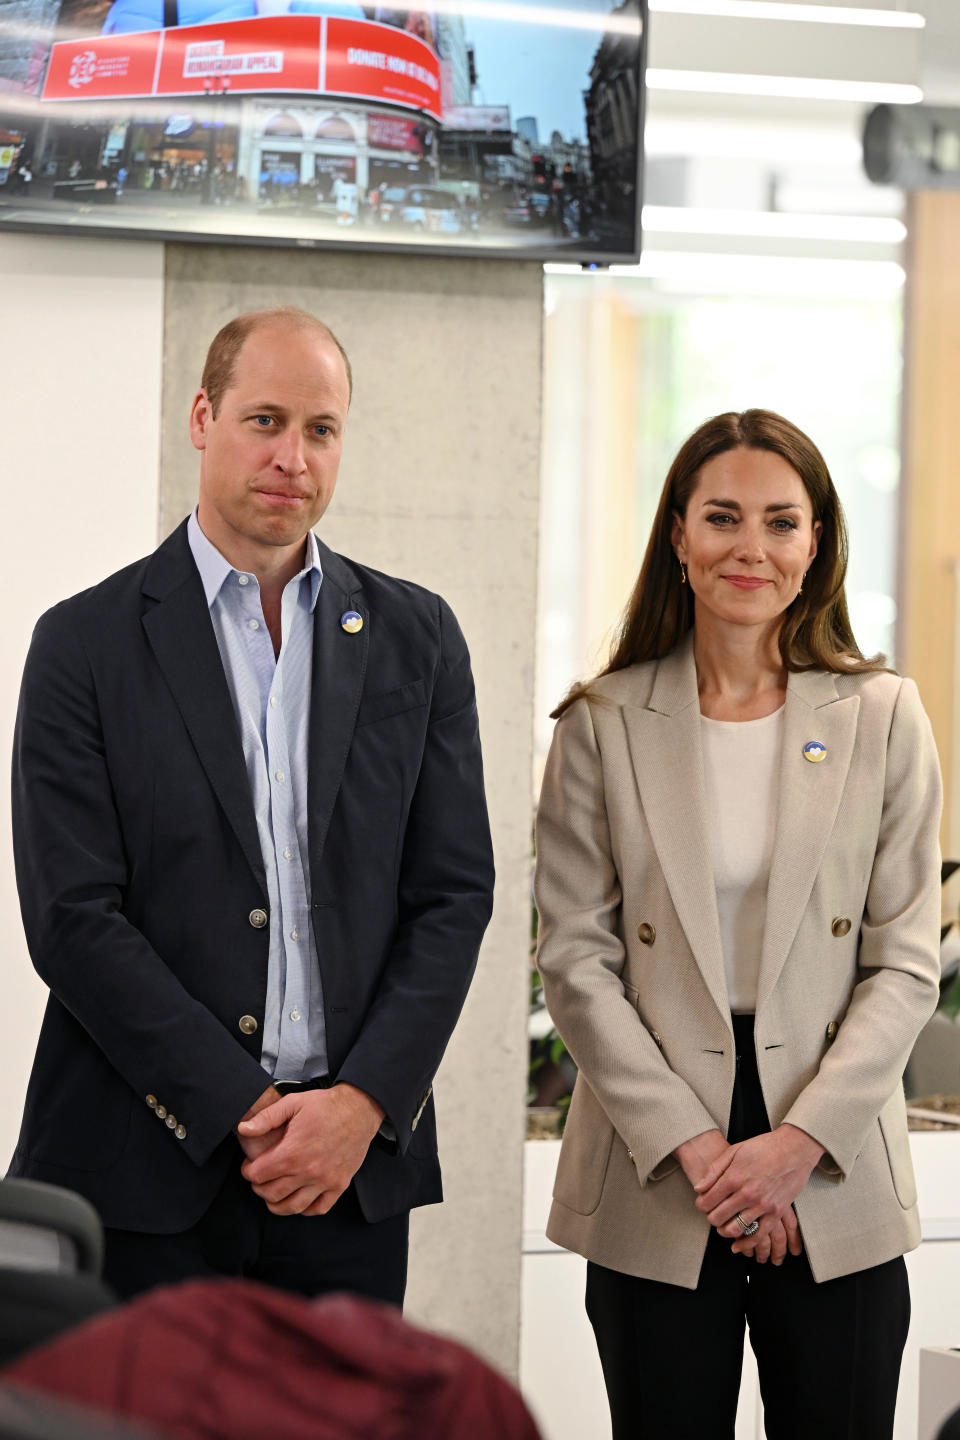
[700,706,784,1012]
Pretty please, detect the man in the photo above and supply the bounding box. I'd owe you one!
[10,307,494,1305]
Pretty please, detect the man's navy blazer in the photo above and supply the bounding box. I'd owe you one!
[9,519,495,1233]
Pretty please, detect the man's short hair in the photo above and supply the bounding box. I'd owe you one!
[201,307,353,417]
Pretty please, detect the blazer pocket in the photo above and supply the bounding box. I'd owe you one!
[356,679,427,728]
[878,1090,918,1210]
[24,1085,133,1174]
[552,1076,615,1216]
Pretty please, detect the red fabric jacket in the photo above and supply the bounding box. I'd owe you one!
[4,1279,542,1440]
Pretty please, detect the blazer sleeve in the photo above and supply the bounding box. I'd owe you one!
[336,596,495,1149]
[535,696,719,1183]
[12,605,271,1168]
[782,677,943,1176]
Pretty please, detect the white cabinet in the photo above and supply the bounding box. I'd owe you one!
[898,1135,960,1440]
[520,1140,608,1440]
[918,1350,960,1440]
[520,1134,960,1440]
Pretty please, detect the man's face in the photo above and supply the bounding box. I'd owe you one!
[190,322,350,565]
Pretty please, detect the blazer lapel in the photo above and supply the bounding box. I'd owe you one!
[756,670,860,1010]
[307,542,369,869]
[621,638,731,1030]
[140,522,267,895]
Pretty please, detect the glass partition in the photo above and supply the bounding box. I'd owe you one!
[536,262,903,771]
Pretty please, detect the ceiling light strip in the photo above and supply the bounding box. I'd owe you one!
[649,0,924,27]
[545,254,907,296]
[641,206,906,243]
[646,69,923,103]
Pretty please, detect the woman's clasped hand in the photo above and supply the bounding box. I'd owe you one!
[677,1123,824,1264]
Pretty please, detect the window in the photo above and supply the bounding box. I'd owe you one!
[536,263,903,767]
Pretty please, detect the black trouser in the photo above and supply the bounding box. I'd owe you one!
[586,1015,910,1440]
[104,1080,409,1306]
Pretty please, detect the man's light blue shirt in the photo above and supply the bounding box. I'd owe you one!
[187,510,328,1083]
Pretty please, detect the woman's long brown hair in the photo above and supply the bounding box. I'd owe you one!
[553,409,885,719]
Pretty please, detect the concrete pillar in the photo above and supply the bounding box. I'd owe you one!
[160,244,542,1374]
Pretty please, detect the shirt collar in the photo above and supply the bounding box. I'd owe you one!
[187,509,323,612]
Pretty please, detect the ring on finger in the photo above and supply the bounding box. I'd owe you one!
[735,1212,759,1237]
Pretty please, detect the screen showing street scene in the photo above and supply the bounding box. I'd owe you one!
[0,0,645,260]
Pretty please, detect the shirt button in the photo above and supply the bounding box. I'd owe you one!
[290,927,300,941]
[283,847,294,861]
[238,574,250,586]
[270,696,278,708]
[247,618,259,631]
[290,1008,301,1022]
[275,770,285,783]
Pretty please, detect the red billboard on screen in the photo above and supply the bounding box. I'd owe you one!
[156,15,321,97]
[368,113,425,152]
[43,31,161,101]
[325,18,441,121]
[42,13,441,115]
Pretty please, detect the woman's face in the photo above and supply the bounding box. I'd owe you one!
[671,446,821,634]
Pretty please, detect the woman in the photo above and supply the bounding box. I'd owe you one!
[534,409,942,1439]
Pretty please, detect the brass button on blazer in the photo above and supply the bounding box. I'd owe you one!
[831,917,852,938]
[238,1014,258,1035]
[637,922,656,946]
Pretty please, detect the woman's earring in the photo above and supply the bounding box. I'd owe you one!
[680,562,687,585]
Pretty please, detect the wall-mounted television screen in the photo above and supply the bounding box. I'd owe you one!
[0,0,645,261]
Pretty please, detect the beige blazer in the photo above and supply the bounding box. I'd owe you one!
[535,638,942,1288]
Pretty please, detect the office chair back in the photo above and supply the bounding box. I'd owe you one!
[0,1178,115,1366]
[0,1180,103,1277]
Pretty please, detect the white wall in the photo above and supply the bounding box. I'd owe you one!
[0,232,164,1159]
